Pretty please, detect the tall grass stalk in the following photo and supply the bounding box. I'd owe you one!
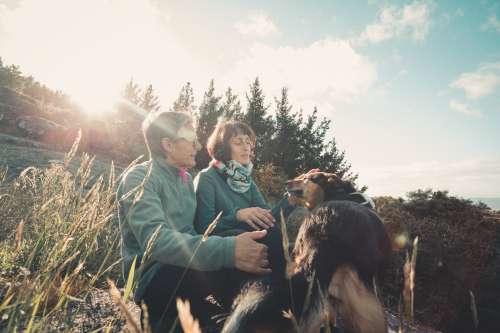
[0,136,122,331]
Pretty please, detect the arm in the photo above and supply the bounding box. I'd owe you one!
[194,172,246,234]
[251,182,294,222]
[251,182,271,210]
[118,167,235,270]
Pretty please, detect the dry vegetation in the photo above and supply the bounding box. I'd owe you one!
[0,138,499,332]
[375,192,500,333]
[0,135,123,332]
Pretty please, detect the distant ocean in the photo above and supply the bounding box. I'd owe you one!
[471,197,500,210]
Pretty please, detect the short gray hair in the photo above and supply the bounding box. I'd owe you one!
[142,111,193,159]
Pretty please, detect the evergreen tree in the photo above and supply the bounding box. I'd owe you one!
[118,78,145,124]
[140,84,161,112]
[243,78,274,165]
[0,58,73,109]
[122,78,142,106]
[319,138,358,183]
[172,82,196,113]
[297,107,328,172]
[116,78,147,158]
[297,106,360,186]
[0,59,23,91]
[272,87,302,177]
[221,87,243,120]
[195,80,223,168]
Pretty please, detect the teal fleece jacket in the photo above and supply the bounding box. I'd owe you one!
[116,158,235,302]
[193,165,292,235]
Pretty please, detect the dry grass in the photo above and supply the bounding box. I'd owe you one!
[0,135,123,331]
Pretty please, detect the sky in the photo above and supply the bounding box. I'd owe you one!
[0,0,499,199]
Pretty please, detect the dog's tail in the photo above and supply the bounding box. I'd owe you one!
[328,266,387,333]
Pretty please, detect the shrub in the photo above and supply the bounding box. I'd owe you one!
[375,191,499,332]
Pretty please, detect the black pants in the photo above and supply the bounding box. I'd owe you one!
[140,264,224,333]
[218,222,288,308]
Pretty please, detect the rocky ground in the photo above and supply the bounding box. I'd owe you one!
[48,287,437,333]
[0,133,121,182]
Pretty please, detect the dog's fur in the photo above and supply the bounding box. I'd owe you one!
[220,173,391,333]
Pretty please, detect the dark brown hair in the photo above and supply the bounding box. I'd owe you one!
[142,111,192,158]
[206,121,256,163]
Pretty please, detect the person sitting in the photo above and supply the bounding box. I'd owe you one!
[194,120,296,304]
[116,112,271,333]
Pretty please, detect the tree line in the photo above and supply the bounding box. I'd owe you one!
[0,57,359,185]
[119,77,358,184]
[0,57,73,109]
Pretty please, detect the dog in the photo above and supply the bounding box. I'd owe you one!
[220,173,391,333]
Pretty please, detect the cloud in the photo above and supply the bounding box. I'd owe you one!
[480,14,500,33]
[235,13,280,37]
[0,0,208,111]
[450,62,500,99]
[358,159,500,198]
[448,99,481,117]
[222,38,377,110]
[359,1,432,43]
[0,0,376,115]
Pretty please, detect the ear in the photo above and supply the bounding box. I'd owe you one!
[161,138,174,155]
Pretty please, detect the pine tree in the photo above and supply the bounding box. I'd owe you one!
[297,107,328,172]
[297,106,360,186]
[172,82,196,113]
[196,80,223,168]
[243,78,274,165]
[319,138,357,182]
[0,60,23,91]
[116,78,148,158]
[272,87,302,177]
[122,78,142,106]
[140,84,161,112]
[221,87,243,120]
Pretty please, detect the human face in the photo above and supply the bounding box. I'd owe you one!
[162,122,201,168]
[229,133,253,165]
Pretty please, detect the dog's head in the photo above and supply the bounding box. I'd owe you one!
[287,172,374,210]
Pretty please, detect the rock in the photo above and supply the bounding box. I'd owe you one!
[16,115,63,138]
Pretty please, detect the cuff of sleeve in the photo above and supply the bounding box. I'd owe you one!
[228,207,241,221]
[223,236,236,268]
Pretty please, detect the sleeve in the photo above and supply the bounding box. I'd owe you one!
[194,172,245,234]
[251,182,271,210]
[251,182,294,222]
[118,167,235,270]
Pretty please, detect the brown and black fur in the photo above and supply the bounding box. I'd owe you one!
[221,174,391,333]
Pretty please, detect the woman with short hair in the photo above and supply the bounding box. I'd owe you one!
[194,121,296,304]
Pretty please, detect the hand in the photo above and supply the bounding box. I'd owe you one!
[234,230,271,275]
[236,207,275,230]
[294,168,321,181]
